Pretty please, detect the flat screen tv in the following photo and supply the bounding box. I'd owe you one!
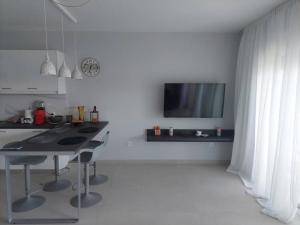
[164,83,225,118]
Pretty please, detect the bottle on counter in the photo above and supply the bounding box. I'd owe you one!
[34,103,46,125]
[90,106,99,123]
[78,106,85,121]
[72,107,79,121]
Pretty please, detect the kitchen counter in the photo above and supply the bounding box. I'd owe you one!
[0,121,109,155]
[0,121,58,129]
[0,121,109,224]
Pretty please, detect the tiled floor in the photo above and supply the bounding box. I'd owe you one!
[0,163,299,225]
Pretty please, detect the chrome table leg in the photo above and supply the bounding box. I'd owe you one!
[5,156,13,224]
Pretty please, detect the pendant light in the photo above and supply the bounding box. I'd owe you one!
[40,0,56,76]
[71,32,83,79]
[58,14,71,78]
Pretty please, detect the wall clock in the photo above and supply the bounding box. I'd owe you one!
[81,57,100,77]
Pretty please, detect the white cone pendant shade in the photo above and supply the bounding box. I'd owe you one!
[59,60,71,78]
[40,54,57,76]
[72,65,83,79]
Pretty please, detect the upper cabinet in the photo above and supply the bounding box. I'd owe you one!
[0,50,66,94]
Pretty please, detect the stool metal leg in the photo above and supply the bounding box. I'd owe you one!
[89,162,108,185]
[12,164,46,212]
[5,157,13,223]
[70,163,102,208]
[43,155,71,192]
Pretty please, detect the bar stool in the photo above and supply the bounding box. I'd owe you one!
[4,142,47,212]
[70,137,108,208]
[43,155,71,192]
[89,131,110,185]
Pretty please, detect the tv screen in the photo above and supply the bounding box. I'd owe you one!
[164,83,225,118]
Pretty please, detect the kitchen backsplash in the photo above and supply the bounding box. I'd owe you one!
[0,94,69,120]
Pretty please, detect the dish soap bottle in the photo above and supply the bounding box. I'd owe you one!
[90,106,99,123]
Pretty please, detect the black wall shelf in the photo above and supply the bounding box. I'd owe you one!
[146,129,234,142]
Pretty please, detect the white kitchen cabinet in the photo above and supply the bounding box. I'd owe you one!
[0,129,69,170]
[0,50,66,94]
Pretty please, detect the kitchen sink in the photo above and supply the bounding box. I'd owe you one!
[27,135,57,144]
[57,136,87,145]
[78,127,99,133]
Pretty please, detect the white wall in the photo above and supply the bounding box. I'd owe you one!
[0,32,240,160]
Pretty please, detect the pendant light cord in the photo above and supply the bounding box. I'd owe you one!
[61,14,65,57]
[73,32,78,63]
[43,0,49,56]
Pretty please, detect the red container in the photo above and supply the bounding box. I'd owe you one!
[34,108,46,125]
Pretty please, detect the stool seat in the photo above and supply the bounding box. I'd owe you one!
[9,156,47,165]
[71,141,104,163]
[72,152,93,163]
[4,142,47,166]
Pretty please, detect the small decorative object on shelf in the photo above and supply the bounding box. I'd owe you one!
[195,130,202,137]
[169,127,174,136]
[154,126,161,136]
[90,106,99,123]
[216,127,222,137]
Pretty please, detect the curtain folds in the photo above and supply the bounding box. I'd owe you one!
[228,0,300,223]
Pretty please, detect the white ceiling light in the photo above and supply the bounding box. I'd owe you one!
[59,61,71,78]
[40,0,56,76]
[71,32,83,79]
[72,65,83,79]
[58,14,71,78]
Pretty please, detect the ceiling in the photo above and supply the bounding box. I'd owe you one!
[0,0,286,32]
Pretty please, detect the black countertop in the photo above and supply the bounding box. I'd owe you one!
[0,122,58,129]
[0,122,109,155]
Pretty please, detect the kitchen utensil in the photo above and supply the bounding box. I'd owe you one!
[66,115,72,123]
[47,115,63,125]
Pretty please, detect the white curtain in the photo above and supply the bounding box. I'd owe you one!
[228,0,300,223]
